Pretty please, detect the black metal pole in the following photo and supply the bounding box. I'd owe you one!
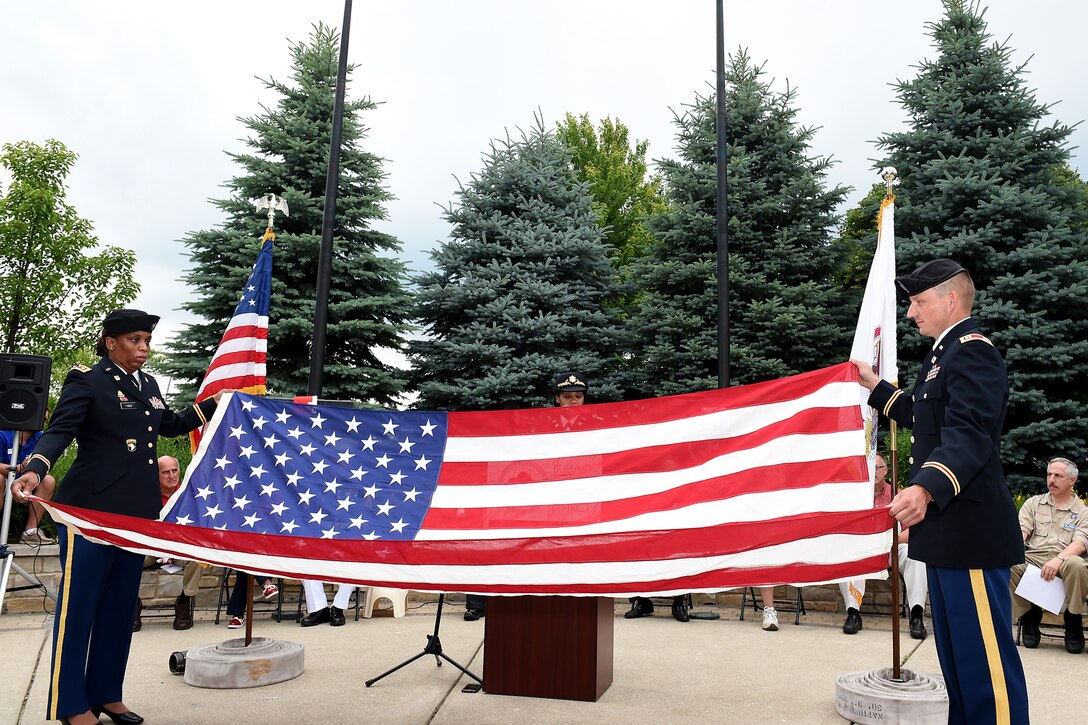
[308,0,353,397]
[715,0,731,389]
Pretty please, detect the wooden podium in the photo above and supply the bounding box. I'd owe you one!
[483,595,614,701]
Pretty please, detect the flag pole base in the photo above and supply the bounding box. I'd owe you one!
[687,611,720,620]
[178,637,304,688]
[835,668,947,723]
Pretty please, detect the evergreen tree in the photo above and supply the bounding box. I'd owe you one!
[165,24,410,405]
[408,118,626,411]
[832,183,887,295]
[627,51,850,396]
[877,1,1088,491]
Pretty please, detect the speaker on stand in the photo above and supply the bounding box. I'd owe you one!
[0,354,51,432]
[0,353,56,610]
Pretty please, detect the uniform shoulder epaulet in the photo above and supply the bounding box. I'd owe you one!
[72,364,93,373]
[958,333,993,346]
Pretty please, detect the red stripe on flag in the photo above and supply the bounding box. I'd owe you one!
[448,363,856,437]
[439,406,861,485]
[217,324,268,343]
[444,558,893,595]
[45,501,889,566]
[204,350,268,370]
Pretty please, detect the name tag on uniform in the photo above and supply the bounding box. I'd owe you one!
[149,396,166,409]
[1063,521,1077,531]
[925,365,940,382]
[120,401,138,410]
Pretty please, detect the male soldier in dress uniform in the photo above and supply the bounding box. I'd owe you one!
[852,259,1028,724]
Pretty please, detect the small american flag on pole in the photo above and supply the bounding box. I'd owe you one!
[41,363,893,596]
[189,238,272,451]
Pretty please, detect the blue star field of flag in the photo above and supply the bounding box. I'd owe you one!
[235,238,271,318]
[165,394,448,541]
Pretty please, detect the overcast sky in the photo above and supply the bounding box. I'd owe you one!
[3,1,1085,348]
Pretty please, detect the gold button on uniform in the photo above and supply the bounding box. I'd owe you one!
[147,442,153,448]
[144,411,150,416]
[147,426,153,432]
[909,456,914,465]
[148,459,154,465]
[910,436,915,443]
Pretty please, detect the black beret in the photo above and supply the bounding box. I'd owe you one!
[894,259,967,299]
[553,372,588,393]
[102,309,160,336]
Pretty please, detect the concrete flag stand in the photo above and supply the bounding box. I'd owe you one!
[171,579,304,688]
[835,668,947,724]
[181,636,305,689]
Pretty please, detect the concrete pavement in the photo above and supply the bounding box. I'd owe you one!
[1,600,1080,724]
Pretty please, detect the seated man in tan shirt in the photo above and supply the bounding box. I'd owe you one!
[1009,456,1088,654]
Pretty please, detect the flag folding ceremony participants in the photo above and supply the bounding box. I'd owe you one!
[42,363,893,596]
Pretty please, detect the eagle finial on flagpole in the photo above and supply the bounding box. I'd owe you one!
[880,166,898,198]
[251,193,289,241]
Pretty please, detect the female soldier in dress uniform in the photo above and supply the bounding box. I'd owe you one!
[12,309,225,725]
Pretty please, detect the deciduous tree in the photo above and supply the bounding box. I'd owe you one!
[0,139,137,376]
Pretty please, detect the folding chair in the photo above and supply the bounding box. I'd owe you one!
[738,586,806,625]
[214,568,287,624]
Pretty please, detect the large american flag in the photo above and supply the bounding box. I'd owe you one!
[189,237,272,451]
[41,363,893,596]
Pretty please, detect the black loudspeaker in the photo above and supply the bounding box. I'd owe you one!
[0,354,52,431]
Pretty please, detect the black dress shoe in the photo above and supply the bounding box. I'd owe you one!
[909,605,927,640]
[463,608,485,621]
[671,596,689,622]
[624,597,654,619]
[300,606,331,627]
[1021,605,1042,648]
[92,706,144,724]
[330,606,346,626]
[1064,611,1084,654]
[842,608,862,635]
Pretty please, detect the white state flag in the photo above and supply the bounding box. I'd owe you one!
[850,194,898,466]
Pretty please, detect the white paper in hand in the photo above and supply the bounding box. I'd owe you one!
[1014,563,1066,614]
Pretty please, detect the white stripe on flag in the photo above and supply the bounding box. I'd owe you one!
[44,505,890,595]
[432,428,865,509]
[419,480,874,540]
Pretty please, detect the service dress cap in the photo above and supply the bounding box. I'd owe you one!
[894,259,967,299]
[553,372,588,393]
[102,309,160,336]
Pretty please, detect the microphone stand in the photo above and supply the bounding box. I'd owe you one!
[1,434,57,610]
[365,593,482,688]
